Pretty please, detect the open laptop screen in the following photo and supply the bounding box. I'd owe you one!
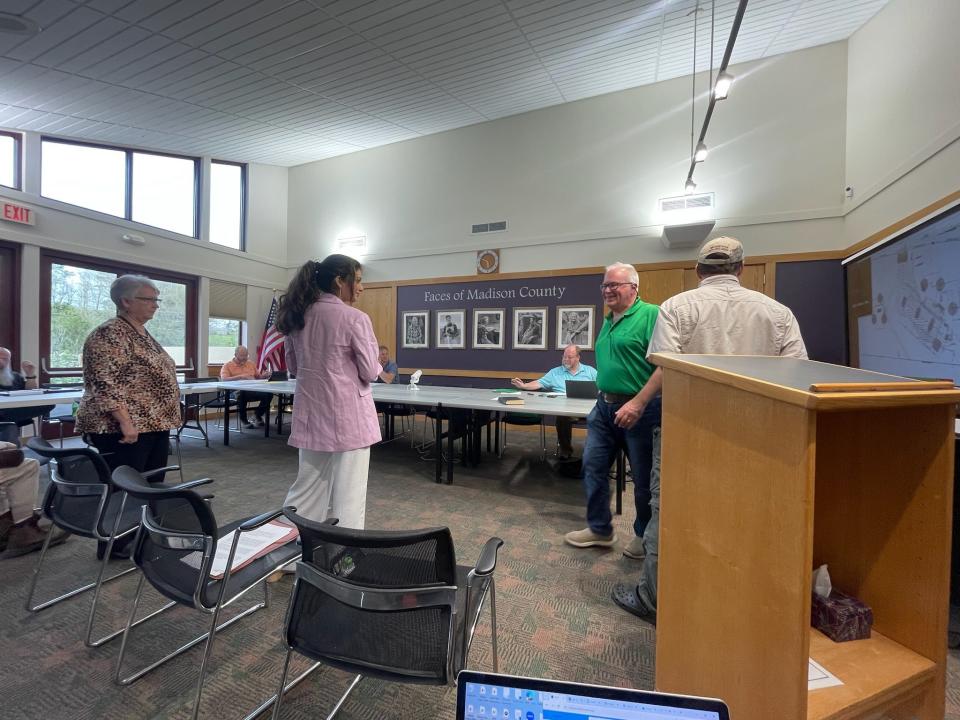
[457,671,729,720]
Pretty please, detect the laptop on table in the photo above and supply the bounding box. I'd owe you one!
[565,379,598,399]
[457,671,729,720]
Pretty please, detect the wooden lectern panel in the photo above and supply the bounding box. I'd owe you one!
[656,371,816,720]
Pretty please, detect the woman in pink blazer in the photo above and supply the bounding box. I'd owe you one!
[276,254,382,527]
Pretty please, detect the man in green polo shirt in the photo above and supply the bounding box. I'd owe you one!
[564,262,662,559]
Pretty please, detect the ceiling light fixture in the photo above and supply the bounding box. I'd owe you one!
[685,179,697,194]
[714,71,734,100]
[683,0,748,194]
[694,141,708,162]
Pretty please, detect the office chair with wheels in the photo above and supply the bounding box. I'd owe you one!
[23,438,181,647]
[269,508,503,719]
[109,467,305,720]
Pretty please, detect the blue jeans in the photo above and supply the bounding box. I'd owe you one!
[635,427,661,613]
[581,394,661,537]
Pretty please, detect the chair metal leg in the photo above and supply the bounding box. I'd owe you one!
[269,649,294,720]
[326,674,363,720]
[489,578,499,673]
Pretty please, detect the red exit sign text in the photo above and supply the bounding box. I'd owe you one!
[2,201,35,225]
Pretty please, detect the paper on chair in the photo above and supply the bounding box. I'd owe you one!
[181,521,297,579]
[808,658,842,691]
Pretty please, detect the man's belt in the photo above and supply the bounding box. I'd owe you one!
[600,392,635,404]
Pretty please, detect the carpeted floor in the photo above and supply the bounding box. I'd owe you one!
[1,427,959,719]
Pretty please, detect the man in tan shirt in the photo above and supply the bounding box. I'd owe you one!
[220,346,271,428]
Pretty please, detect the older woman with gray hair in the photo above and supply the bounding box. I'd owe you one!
[76,274,180,505]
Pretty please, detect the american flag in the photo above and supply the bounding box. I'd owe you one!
[256,296,285,372]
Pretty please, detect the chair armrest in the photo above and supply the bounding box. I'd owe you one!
[473,537,504,576]
[167,477,214,492]
[238,508,286,532]
[142,465,181,481]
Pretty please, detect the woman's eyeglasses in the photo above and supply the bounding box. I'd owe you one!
[134,296,162,304]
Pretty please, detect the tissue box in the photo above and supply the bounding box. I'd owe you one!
[811,590,873,642]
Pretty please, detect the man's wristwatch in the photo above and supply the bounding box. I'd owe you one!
[24,375,37,379]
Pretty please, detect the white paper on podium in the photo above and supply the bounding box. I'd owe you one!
[808,658,843,691]
[181,521,296,579]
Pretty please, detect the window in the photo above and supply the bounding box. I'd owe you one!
[132,152,197,237]
[209,318,243,365]
[40,138,199,237]
[41,252,197,381]
[0,132,21,190]
[210,161,245,250]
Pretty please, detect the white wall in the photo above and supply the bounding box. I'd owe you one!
[843,0,960,246]
[287,42,848,280]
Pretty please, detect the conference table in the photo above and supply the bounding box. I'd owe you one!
[216,380,600,485]
[2,380,605,489]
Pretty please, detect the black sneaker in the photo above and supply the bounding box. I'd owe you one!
[254,417,265,427]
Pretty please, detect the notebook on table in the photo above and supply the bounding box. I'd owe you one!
[565,380,598,399]
[457,671,729,720]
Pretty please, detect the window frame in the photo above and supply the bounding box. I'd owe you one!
[0,239,21,365]
[39,249,198,382]
[0,130,23,190]
[40,136,201,239]
[210,159,247,251]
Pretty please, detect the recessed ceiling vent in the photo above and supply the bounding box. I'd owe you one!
[659,192,714,214]
[472,220,507,234]
[0,13,41,35]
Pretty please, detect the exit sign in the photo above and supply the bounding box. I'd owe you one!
[2,201,35,225]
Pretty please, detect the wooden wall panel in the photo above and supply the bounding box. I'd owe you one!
[355,287,396,355]
[638,268,684,305]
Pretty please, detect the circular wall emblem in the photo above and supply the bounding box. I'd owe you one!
[477,249,500,274]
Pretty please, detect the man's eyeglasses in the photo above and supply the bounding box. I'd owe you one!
[134,296,162,304]
[600,282,636,291]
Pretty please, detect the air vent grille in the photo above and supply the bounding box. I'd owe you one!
[472,220,507,234]
[658,192,715,213]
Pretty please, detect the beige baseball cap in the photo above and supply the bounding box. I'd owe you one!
[697,236,743,265]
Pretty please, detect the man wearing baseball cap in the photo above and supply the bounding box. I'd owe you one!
[611,236,808,624]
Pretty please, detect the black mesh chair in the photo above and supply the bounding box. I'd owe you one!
[110,466,305,720]
[269,508,503,719]
[23,438,181,647]
[499,412,546,461]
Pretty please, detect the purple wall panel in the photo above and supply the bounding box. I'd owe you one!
[397,273,603,375]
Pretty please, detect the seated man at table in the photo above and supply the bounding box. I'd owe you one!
[0,347,54,430]
[220,345,271,428]
[511,344,597,459]
[375,345,399,384]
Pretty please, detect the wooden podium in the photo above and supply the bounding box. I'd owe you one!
[649,354,960,720]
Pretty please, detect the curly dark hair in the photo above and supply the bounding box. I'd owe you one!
[276,254,361,333]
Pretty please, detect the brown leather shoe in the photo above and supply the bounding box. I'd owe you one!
[0,511,13,553]
[1,517,70,559]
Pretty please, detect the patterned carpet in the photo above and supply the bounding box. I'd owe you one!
[2,427,958,719]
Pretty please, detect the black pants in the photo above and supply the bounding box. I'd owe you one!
[87,430,171,479]
[237,391,271,421]
[86,430,171,557]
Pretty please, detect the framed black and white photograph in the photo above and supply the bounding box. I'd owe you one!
[556,306,595,349]
[401,311,429,349]
[435,309,466,349]
[513,307,547,350]
[472,309,504,349]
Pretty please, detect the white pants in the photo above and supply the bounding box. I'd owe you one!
[285,447,370,528]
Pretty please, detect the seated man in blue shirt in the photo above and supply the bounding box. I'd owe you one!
[511,344,597,459]
[375,345,399,384]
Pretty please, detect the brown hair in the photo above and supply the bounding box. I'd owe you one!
[276,254,361,334]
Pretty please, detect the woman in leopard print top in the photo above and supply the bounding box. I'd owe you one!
[76,274,181,487]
